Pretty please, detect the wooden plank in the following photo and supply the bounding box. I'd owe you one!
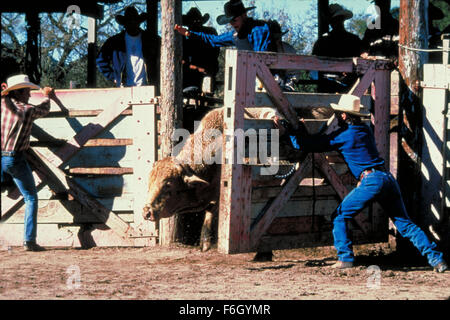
[258,52,355,73]
[251,185,337,201]
[373,70,391,169]
[251,198,341,219]
[43,95,132,168]
[67,167,133,175]
[27,149,135,242]
[250,155,313,250]
[45,109,133,118]
[255,61,299,128]
[254,92,372,111]
[349,64,376,98]
[313,153,350,201]
[218,50,251,254]
[132,103,158,244]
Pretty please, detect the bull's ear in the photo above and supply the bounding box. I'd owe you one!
[183,174,210,188]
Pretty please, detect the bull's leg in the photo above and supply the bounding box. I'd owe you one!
[200,209,214,252]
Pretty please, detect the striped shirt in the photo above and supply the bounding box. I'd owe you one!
[1,96,50,152]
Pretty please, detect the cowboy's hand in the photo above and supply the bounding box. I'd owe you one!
[175,24,190,37]
[273,116,287,136]
[42,87,56,99]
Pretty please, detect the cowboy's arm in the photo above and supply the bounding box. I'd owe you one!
[96,40,116,82]
[175,24,234,48]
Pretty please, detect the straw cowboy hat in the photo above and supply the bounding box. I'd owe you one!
[183,7,210,26]
[216,0,256,25]
[115,6,148,26]
[328,4,353,20]
[1,74,40,96]
[330,94,368,117]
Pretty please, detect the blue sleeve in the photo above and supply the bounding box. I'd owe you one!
[96,50,115,81]
[189,30,235,48]
[289,129,344,153]
[250,24,271,52]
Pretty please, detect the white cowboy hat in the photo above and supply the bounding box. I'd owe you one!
[1,74,40,96]
[330,94,368,117]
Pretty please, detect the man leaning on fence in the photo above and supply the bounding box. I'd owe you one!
[1,74,58,252]
[275,94,448,273]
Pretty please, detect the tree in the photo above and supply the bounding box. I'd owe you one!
[1,0,148,88]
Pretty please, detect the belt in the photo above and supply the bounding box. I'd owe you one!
[1,151,21,157]
[359,165,386,181]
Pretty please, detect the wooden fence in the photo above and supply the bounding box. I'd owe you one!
[0,87,158,248]
[218,49,394,254]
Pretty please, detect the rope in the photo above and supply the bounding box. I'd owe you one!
[398,44,450,53]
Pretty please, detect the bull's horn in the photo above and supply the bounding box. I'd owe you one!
[183,174,210,187]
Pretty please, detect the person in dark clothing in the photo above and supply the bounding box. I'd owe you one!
[275,94,448,272]
[312,4,364,93]
[361,0,399,60]
[181,7,220,91]
[96,6,161,88]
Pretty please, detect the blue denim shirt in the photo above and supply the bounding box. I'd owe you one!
[189,19,272,52]
[290,123,385,179]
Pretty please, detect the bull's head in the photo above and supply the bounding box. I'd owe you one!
[142,157,211,222]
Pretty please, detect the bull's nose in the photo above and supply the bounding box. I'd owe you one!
[143,206,156,221]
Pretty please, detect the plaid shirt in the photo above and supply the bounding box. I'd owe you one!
[1,96,50,152]
[189,18,272,52]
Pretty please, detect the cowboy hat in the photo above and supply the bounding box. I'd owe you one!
[183,7,210,26]
[1,74,40,97]
[330,94,368,117]
[328,4,353,20]
[217,0,256,25]
[116,6,148,26]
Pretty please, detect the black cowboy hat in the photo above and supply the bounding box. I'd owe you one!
[116,6,148,25]
[182,7,210,26]
[216,0,256,25]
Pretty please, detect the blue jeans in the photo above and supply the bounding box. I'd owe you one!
[1,153,38,242]
[333,169,444,267]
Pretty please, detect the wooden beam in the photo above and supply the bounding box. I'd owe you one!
[313,153,349,200]
[26,148,135,243]
[44,96,130,168]
[67,167,134,175]
[373,70,391,171]
[218,50,253,254]
[349,64,376,98]
[258,52,355,73]
[250,155,313,250]
[87,17,97,88]
[255,61,298,129]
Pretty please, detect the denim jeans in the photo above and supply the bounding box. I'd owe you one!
[333,169,444,267]
[1,153,38,242]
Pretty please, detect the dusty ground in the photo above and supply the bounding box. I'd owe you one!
[0,243,449,301]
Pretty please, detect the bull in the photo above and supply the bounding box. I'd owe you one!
[142,107,285,253]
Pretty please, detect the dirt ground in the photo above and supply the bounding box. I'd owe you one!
[0,242,449,301]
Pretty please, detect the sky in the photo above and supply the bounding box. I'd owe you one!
[182,0,401,33]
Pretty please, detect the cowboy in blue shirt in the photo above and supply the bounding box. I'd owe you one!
[175,0,274,52]
[277,95,447,272]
